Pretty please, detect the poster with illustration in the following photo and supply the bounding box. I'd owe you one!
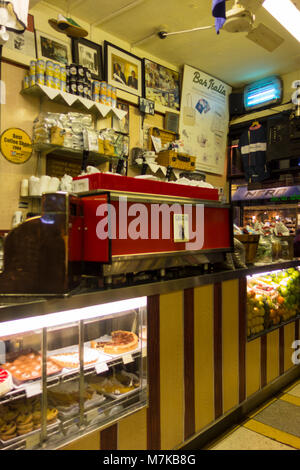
[179,65,232,175]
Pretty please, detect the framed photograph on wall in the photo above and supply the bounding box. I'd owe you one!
[4,14,36,59]
[143,58,181,111]
[112,100,130,134]
[72,37,103,81]
[104,41,142,97]
[35,30,71,65]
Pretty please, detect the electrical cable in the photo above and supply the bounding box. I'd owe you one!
[158,25,214,39]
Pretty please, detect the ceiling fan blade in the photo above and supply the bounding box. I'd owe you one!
[246,23,285,51]
[238,0,264,13]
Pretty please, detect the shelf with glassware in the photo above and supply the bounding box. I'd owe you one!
[0,298,147,450]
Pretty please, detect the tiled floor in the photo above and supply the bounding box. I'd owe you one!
[206,379,300,450]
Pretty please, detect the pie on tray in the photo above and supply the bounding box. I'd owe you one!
[49,348,99,369]
[90,330,139,355]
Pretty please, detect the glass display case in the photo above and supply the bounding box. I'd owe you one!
[0,297,147,450]
[247,268,300,339]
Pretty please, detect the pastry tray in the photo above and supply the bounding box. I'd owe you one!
[98,378,147,400]
[1,349,63,386]
[55,393,106,420]
[0,419,59,446]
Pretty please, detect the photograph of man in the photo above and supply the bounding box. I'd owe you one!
[127,70,138,90]
[113,62,126,85]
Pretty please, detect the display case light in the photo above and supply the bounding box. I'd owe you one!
[0,297,147,337]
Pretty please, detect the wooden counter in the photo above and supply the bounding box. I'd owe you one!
[1,261,300,450]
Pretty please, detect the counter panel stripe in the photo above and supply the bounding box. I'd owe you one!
[279,326,284,376]
[239,277,247,403]
[147,294,161,450]
[100,424,118,450]
[222,280,239,413]
[267,329,279,384]
[61,431,100,450]
[184,288,195,440]
[284,322,296,371]
[261,335,267,388]
[118,409,147,450]
[159,291,184,450]
[194,285,214,432]
[214,282,223,419]
[246,338,261,398]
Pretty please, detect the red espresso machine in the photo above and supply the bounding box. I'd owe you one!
[0,174,233,294]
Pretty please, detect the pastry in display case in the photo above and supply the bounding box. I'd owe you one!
[0,297,147,450]
[247,267,300,338]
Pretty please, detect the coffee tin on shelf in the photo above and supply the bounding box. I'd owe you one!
[111,86,117,108]
[29,60,36,76]
[106,84,112,98]
[77,65,85,80]
[23,74,30,89]
[84,68,92,81]
[46,61,54,76]
[70,79,78,95]
[77,80,84,97]
[29,74,36,87]
[100,81,107,94]
[53,77,61,90]
[36,74,45,86]
[83,82,91,99]
[36,60,45,75]
[53,63,61,79]
[69,64,78,79]
[60,66,67,81]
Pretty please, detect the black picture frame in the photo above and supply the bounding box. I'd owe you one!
[143,58,181,111]
[72,37,103,81]
[111,100,130,134]
[104,40,143,97]
[139,97,155,115]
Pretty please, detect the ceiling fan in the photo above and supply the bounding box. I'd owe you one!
[156,0,285,52]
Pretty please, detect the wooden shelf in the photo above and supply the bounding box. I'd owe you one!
[21,85,128,120]
[34,143,126,166]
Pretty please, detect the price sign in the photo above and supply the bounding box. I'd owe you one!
[95,362,109,375]
[123,353,133,365]
[25,382,42,398]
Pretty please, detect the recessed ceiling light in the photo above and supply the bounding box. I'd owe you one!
[263,0,300,42]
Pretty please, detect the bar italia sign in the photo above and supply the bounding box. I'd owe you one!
[0,128,33,164]
[179,65,231,176]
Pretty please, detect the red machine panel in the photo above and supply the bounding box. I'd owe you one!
[73,173,219,201]
[80,193,231,262]
[81,194,110,263]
